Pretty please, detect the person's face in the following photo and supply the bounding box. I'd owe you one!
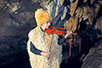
[42,20,51,29]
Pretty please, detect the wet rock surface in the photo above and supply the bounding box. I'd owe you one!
[0,0,42,66]
[82,39,102,68]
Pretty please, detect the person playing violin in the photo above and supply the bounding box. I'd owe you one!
[27,8,72,68]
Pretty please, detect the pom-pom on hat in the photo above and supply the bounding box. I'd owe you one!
[35,8,52,26]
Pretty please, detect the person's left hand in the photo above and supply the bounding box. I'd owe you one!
[41,51,50,59]
[64,31,72,38]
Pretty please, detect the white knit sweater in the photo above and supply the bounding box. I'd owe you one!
[27,26,62,68]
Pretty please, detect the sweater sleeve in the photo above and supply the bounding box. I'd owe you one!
[58,36,66,45]
[30,41,42,55]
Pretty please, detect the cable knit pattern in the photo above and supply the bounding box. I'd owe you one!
[27,26,62,68]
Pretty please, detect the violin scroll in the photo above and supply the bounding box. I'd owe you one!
[72,32,77,35]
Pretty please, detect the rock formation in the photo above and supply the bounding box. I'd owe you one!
[81,39,102,68]
[0,0,42,65]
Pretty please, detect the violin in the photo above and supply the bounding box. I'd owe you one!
[46,26,77,35]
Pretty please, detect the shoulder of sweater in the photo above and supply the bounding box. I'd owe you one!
[28,26,41,37]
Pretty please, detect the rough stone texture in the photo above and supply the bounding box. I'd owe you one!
[94,17,102,38]
[93,3,101,19]
[0,0,42,65]
[64,16,78,31]
[70,0,78,16]
[81,39,102,68]
[80,16,102,68]
[0,0,5,10]
[98,0,102,5]
[63,0,102,31]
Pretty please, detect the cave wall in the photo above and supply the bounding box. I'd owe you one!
[0,0,43,65]
[0,0,102,67]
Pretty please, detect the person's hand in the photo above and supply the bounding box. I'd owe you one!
[64,31,72,38]
[41,51,50,59]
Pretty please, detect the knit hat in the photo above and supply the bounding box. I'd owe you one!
[35,8,52,26]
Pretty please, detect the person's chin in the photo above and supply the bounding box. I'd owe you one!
[47,26,49,28]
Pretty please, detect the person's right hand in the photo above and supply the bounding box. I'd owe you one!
[41,51,50,59]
